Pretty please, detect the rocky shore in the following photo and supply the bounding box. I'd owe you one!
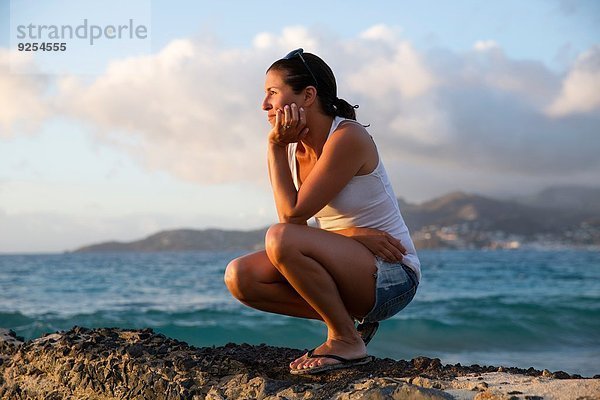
[0,327,598,400]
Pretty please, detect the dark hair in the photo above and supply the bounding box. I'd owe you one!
[267,52,359,121]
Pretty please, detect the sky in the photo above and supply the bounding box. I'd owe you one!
[0,0,599,253]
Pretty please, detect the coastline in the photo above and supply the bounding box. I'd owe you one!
[1,327,598,400]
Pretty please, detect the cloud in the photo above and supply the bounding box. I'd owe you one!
[394,45,600,176]
[339,35,598,178]
[3,25,599,191]
[56,39,273,184]
[51,26,441,186]
[53,27,352,186]
[0,50,50,137]
[359,24,402,44]
[473,40,499,52]
[253,26,320,52]
[345,25,435,100]
[546,46,600,117]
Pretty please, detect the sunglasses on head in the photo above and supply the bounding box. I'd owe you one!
[283,48,319,88]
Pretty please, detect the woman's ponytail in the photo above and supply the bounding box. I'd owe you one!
[333,97,358,120]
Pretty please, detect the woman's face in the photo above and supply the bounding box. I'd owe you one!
[262,69,303,126]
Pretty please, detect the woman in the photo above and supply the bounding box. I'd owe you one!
[224,49,420,375]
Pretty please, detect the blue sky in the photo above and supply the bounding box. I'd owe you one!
[1,0,599,252]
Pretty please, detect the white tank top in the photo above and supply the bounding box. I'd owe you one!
[287,116,421,281]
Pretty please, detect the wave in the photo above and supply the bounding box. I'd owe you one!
[3,298,598,349]
[2,306,598,376]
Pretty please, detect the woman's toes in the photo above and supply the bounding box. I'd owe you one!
[290,353,311,370]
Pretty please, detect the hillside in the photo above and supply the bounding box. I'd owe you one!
[73,228,268,253]
[72,187,599,252]
[402,191,598,249]
[516,185,600,213]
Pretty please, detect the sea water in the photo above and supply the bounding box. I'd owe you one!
[1,249,598,376]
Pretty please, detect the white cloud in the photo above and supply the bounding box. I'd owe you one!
[0,50,50,137]
[461,46,559,108]
[346,35,436,99]
[360,24,402,44]
[53,26,442,185]
[2,25,599,195]
[546,46,600,117]
[473,40,499,52]
[387,98,450,145]
[412,44,600,176]
[56,39,272,185]
[252,26,319,53]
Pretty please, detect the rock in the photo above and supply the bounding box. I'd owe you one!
[0,326,590,400]
[411,357,442,372]
[0,329,24,357]
[392,383,453,400]
[410,376,447,390]
[474,390,518,400]
[551,370,572,379]
[542,369,552,377]
[468,381,489,391]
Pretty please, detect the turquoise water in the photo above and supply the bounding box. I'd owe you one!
[1,250,598,376]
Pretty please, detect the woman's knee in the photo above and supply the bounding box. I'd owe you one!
[265,223,298,263]
[224,257,252,301]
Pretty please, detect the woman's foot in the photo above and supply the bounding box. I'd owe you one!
[290,335,367,372]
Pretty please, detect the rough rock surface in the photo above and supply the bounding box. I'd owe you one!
[0,327,597,400]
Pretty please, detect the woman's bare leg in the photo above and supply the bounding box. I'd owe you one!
[264,223,377,371]
[225,223,377,371]
[225,250,322,320]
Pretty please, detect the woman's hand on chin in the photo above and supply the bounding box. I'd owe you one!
[268,103,309,147]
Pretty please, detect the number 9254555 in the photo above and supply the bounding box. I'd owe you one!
[18,42,67,51]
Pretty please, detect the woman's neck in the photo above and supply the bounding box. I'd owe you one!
[300,113,334,158]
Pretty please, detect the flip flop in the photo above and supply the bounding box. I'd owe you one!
[289,349,373,375]
[357,321,379,345]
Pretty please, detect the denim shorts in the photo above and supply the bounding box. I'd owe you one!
[358,257,419,323]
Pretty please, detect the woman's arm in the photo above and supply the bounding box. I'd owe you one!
[268,103,371,225]
[268,142,305,224]
[267,104,308,224]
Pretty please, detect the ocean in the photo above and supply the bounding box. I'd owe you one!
[1,249,598,377]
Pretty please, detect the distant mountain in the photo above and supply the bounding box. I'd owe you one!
[515,185,600,214]
[401,189,599,249]
[400,191,592,235]
[73,228,267,253]
[73,187,599,252]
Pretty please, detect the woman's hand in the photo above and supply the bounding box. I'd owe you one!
[335,227,407,262]
[268,103,309,147]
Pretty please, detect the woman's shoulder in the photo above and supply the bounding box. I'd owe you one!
[327,119,373,148]
[321,119,378,173]
[336,118,369,133]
